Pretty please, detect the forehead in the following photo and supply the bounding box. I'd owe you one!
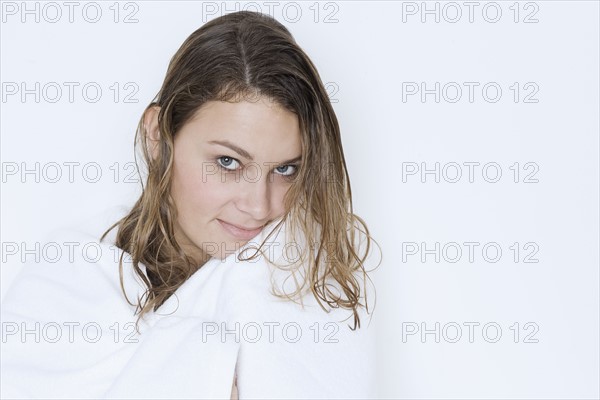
[181,98,302,160]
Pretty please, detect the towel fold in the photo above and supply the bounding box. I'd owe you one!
[1,205,376,399]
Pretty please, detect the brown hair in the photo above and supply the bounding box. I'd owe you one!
[101,11,379,330]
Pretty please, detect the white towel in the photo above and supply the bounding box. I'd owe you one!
[1,205,376,399]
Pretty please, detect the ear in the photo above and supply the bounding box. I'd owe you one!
[143,105,161,160]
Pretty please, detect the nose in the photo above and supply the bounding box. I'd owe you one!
[234,171,271,221]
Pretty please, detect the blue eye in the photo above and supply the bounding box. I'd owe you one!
[275,165,297,176]
[217,156,240,171]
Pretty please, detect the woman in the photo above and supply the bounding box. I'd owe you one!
[1,11,377,399]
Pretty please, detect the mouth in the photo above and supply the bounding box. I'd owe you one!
[217,219,265,241]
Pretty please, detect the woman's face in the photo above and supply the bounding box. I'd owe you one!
[166,96,302,263]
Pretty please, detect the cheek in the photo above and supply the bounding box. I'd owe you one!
[171,162,231,219]
[271,183,292,215]
[171,153,224,216]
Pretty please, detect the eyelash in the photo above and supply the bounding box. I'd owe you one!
[216,156,299,177]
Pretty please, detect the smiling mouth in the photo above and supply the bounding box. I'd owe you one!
[217,219,265,240]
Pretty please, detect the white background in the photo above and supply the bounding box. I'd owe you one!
[1,1,599,398]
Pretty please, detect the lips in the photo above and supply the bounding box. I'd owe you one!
[217,219,264,241]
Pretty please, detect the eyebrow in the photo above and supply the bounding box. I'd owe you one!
[208,139,302,165]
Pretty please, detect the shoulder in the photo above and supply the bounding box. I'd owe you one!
[210,220,377,397]
[1,204,144,323]
[233,289,377,398]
